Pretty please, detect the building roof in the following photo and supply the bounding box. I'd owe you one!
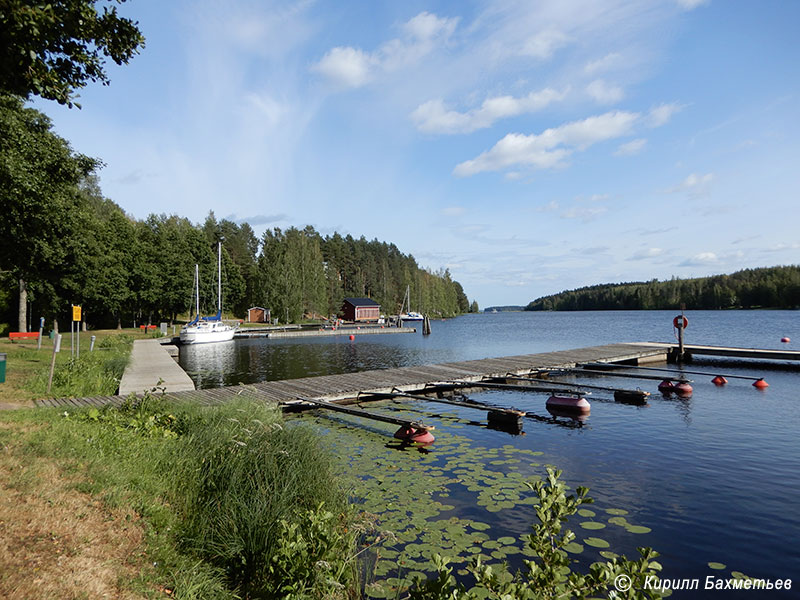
[342,297,380,307]
[248,306,267,311]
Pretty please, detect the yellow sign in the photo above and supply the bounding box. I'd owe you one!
[72,305,82,322]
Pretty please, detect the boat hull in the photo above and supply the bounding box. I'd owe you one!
[180,323,235,344]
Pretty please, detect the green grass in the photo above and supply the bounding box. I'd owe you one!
[3,394,359,599]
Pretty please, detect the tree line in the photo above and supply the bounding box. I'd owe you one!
[0,97,471,331]
[525,266,800,311]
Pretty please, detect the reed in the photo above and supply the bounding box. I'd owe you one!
[170,398,356,597]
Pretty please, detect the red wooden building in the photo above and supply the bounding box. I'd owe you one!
[247,307,270,323]
[341,298,381,322]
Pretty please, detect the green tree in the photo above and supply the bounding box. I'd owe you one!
[0,95,99,330]
[0,0,145,107]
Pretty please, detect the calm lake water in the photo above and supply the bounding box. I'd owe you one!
[179,311,800,597]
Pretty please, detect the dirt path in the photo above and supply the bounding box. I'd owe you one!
[0,424,148,599]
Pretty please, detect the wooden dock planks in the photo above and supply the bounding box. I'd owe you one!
[34,343,668,409]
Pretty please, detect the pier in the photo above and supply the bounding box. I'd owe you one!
[36,341,800,410]
[37,342,666,408]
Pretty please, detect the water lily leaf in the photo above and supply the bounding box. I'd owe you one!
[564,542,584,554]
[624,525,652,534]
[580,521,606,530]
[605,508,629,516]
[708,562,726,570]
[583,537,610,548]
[599,551,619,560]
[578,509,596,518]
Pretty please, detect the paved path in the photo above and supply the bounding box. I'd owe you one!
[117,339,195,396]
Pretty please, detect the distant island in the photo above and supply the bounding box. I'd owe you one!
[483,306,525,313]
[524,265,800,311]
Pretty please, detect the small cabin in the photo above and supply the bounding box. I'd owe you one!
[341,298,381,322]
[247,307,270,323]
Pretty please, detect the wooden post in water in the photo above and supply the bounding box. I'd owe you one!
[422,315,431,335]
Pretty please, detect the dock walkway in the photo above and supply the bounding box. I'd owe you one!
[117,339,195,396]
[37,342,666,409]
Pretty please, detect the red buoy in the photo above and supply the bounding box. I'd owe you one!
[674,381,693,396]
[349,334,355,340]
[393,425,416,440]
[393,425,435,444]
[711,375,728,386]
[781,337,790,343]
[545,395,591,414]
[658,380,675,392]
[409,429,435,444]
[753,378,769,389]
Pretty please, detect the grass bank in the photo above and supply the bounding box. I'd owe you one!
[0,395,361,599]
[0,329,138,406]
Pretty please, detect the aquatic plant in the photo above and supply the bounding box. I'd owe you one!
[409,467,665,599]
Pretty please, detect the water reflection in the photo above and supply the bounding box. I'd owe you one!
[180,340,238,388]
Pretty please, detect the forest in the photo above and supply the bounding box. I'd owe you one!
[525,265,800,311]
[0,96,471,332]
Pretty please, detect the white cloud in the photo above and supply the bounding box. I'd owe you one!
[584,52,623,75]
[667,172,714,196]
[680,251,719,266]
[629,247,665,260]
[312,11,458,88]
[561,206,608,221]
[520,29,569,59]
[586,79,624,104]
[454,110,639,176]
[411,87,567,134]
[647,102,683,127]
[312,46,374,87]
[677,0,710,11]
[615,138,647,156]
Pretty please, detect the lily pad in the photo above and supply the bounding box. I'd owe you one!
[625,525,652,534]
[583,537,610,548]
[605,508,629,516]
[580,521,606,530]
[578,509,596,518]
[564,542,584,554]
[708,562,726,570]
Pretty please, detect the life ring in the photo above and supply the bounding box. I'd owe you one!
[673,315,688,329]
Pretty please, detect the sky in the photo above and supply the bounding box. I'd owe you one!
[32,0,800,307]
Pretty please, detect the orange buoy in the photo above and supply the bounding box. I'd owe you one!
[393,425,416,440]
[349,334,355,340]
[546,395,591,414]
[658,380,675,392]
[674,381,693,396]
[711,375,728,386]
[753,378,769,389]
[781,337,790,343]
[409,429,435,444]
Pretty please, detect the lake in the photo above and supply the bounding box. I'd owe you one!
[179,311,800,597]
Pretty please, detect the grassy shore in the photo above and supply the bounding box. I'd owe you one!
[0,395,360,599]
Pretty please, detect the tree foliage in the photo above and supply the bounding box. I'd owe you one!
[525,266,800,311]
[0,0,145,107]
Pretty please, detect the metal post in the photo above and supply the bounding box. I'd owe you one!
[70,321,74,358]
[37,317,44,350]
[77,321,80,359]
[47,334,62,395]
[90,335,96,352]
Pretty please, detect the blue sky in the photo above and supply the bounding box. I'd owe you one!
[34,0,800,307]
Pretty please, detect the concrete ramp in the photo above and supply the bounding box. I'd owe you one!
[118,339,195,396]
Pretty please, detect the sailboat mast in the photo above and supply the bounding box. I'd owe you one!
[217,242,222,315]
[195,264,200,318]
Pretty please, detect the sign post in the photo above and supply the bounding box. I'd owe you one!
[72,305,82,359]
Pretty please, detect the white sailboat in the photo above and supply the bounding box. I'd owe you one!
[180,243,237,344]
[399,285,424,321]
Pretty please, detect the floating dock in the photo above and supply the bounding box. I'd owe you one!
[35,341,800,409]
[117,339,195,396]
[37,342,665,408]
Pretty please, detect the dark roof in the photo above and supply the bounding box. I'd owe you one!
[342,297,380,307]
